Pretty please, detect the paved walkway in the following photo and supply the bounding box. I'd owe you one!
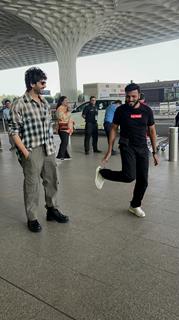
[0,132,179,320]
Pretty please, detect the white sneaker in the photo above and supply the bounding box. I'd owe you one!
[95,166,104,190]
[128,206,145,218]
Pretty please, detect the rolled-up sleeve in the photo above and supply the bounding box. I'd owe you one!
[10,101,23,136]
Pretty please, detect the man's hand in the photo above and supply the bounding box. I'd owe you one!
[153,153,159,166]
[24,150,30,160]
[102,151,111,165]
[55,122,59,134]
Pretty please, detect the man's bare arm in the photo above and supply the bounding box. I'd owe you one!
[102,123,118,164]
[148,124,159,166]
[148,125,157,152]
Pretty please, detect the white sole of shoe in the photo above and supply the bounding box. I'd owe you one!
[95,166,104,190]
[128,207,145,218]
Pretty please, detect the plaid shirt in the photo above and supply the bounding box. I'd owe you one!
[10,92,55,159]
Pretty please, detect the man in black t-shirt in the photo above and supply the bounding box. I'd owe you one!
[82,96,101,154]
[95,83,159,218]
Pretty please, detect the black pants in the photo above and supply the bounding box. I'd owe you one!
[100,144,149,207]
[84,122,98,152]
[57,131,70,159]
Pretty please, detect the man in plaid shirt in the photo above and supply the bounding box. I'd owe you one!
[10,67,69,232]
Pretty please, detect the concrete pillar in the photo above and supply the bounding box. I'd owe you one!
[56,49,78,102]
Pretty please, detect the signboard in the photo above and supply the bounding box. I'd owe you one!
[100,91,109,98]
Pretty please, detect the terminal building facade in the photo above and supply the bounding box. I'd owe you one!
[83,83,126,101]
[139,80,179,106]
[83,80,179,107]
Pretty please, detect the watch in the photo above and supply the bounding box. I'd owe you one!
[152,151,157,155]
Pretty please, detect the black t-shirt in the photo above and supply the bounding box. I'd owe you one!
[82,104,98,123]
[113,103,154,146]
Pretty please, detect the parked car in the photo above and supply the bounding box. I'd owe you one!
[71,99,123,130]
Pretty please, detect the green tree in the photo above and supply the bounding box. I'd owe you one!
[78,93,84,102]
[54,92,61,103]
[45,96,54,104]
[0,95,17,105]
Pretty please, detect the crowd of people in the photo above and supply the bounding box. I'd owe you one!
[0,66,169,232]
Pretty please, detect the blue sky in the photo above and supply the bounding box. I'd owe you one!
[0,38,179,96]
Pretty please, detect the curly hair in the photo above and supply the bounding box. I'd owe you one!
[25,67,47,91]
[125,83,141,93]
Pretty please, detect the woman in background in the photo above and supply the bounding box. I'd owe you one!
[56,96,73,160]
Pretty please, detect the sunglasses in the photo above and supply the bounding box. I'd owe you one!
[40,80,46,85]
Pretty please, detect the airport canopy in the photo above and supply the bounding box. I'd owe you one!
[0,0,179,100]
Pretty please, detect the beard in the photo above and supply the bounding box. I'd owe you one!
[126,100,139,108]
[33,85,43,95]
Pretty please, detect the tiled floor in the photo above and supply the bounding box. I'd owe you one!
[0,132,179,320]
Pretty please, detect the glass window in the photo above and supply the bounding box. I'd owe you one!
[97,100,110,110]
[175,88,179,99]
[164,88,175,101]
[75,103,88,112]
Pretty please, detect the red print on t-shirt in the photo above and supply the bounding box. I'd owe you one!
[130,114,142,119]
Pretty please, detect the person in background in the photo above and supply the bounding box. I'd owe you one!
[82,96,101,154]
[95,83,159,218]
[139,92,146,105]
[3,99,11,123]
[56,96,74,160]
[10,67,69,232]
[3,99,15,151]
[104,100,121,155]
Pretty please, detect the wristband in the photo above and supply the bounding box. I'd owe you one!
[152,151,157,155]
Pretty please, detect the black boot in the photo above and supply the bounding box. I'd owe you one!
[46,207,69,223]
[93,149,102,153]
[27,220,42,232]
